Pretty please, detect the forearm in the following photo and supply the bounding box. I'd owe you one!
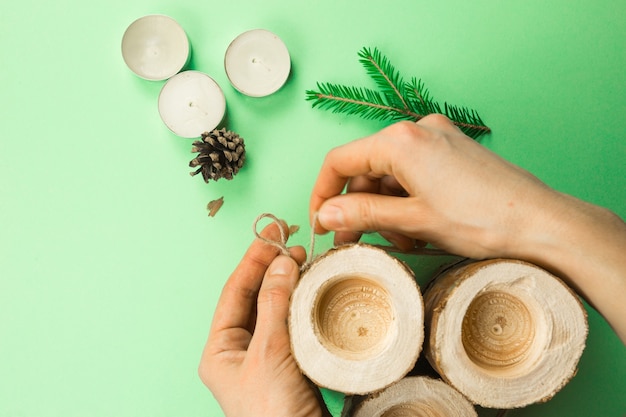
[519,191,626,344]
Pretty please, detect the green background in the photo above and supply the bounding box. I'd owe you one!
[1,0,625,416]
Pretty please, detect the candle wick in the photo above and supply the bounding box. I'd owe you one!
[251,57,271,72]
[188,101,209,116]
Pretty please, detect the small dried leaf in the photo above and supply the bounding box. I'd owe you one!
[207,197,224,217]
[289,225,300,235]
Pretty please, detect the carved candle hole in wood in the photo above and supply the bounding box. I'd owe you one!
[424,259,588,409]
[461,289,538,372]
[314,276,394,360]
[289,244,424,395]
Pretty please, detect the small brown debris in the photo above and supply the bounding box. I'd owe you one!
[207,197,224,217]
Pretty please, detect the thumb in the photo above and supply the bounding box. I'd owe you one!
[253,255,300,343]
[317,193,424,237]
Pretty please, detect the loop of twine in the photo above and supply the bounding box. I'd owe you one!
[252,213,292,257]
[252,213,319,269]
[253,212,453,271]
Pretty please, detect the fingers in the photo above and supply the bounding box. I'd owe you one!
[348,174,407,199]
[379,175,408,197]
[332,175,409,246]
[209,222,291,337]
[309,116,461,235]
[288,245,307,266]
[335,175,383,244]
[317,193,427,240]
[310,130,397,234]
[250,255,300,349]
[379,230,418,252]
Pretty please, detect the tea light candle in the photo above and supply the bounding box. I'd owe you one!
[121,15,189,81]
[224,29,291,97]
[158,71,226,138]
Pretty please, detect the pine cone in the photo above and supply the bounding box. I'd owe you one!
[189,129,246,182]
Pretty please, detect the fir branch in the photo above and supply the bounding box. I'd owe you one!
[306,82,420,121]
[405,77,439,115]
[358,47,409,111]
[306,47,491,139]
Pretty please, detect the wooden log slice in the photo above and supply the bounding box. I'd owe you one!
[350,376,477,417]
[289,244,424,394]
[423,259,588,409]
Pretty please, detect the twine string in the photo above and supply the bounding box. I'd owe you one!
[307,212,319,265]
[253,212,320,270]
[252,212,454,270]
[252,213,291,257]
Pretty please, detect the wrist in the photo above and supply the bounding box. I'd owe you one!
[520,192,619,278]
[516,190,598,279]
[515,191,626,341]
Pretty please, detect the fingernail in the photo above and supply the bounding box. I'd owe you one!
[318,204,345,229]
[268,256,296,276]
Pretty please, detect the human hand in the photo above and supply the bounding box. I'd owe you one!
[309,114,559,260]
[199,222,329,417]
[310,115,626,343]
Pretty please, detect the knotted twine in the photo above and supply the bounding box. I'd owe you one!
[252,213,450,271]
[252,213,316,268]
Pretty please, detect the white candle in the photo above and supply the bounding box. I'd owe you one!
[121,15,189,81]
[158,71,226,138]
[224,29,291,97]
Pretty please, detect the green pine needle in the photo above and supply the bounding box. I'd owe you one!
[306,47,491,139]
[306,82,410,121]
[358,47,410,111]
